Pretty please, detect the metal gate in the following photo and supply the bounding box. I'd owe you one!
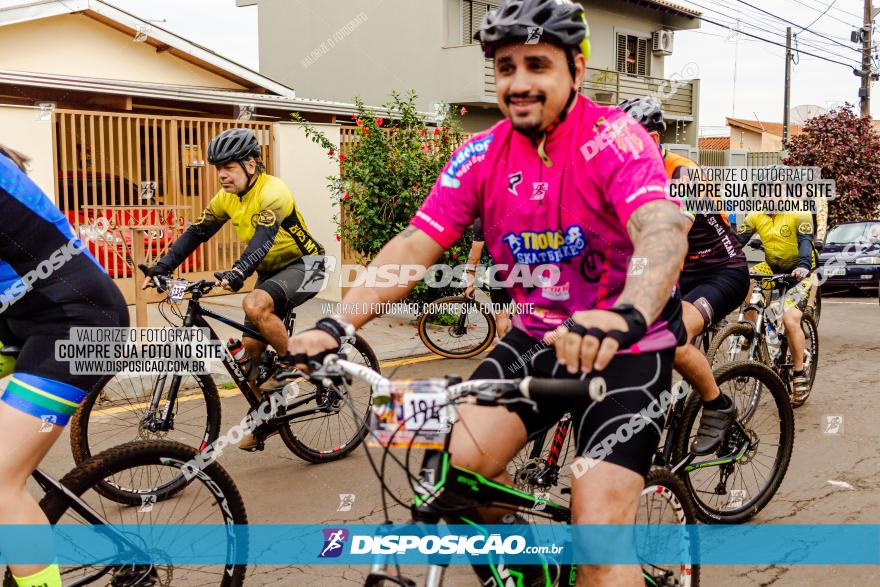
[52,110,273,300]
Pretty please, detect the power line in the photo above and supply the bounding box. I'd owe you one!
[716,0,856,43]
[686,0,862,65]
[729,0,862,52]
[791,0,863,22]
[695,0,859,59]
[797,0,840,32]
[692,10,861,69]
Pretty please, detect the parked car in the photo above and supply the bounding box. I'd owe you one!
[58,173,201,277]
[817,220,880,290]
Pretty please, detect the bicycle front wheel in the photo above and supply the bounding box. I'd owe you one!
[638,467,700,587]
[39,440,247,586]
[672,361,794,524]
[70,372,222,502]
[706,321,768,369]
[279,334,379,463]
[418,295,496,359]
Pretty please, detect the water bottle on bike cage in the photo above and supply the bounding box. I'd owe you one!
[765,322,782,361]
[227,338,252,377]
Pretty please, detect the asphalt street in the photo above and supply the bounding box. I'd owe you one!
[37,291,880,586]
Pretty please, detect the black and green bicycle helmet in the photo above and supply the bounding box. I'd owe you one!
[475,0,591,60]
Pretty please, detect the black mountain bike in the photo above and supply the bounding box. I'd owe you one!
[417,294,496,359]
[508,360,793,524]
[70,268,379,475]
[2,440,247,586]
[707,273,819,408]
[282,356,701,587]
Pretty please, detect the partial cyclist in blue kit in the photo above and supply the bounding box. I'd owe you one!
[0,144,129,587]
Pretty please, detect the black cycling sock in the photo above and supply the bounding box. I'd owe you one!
[703,392,732,409]
[792,369,805,377]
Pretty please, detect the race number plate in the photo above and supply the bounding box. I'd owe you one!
[169,280,187,304]
[369,380,451,449]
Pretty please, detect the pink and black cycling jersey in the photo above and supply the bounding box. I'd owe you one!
[412,94,684,352]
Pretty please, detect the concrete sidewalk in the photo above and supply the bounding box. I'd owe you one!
[126,294,432,365]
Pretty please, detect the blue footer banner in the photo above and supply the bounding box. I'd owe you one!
[0,524,879,565]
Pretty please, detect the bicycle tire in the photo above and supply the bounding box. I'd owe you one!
[38,440,246,586]
[810,285,822,324]
[70,373,222,503]
[279,334,379,463]
[417,295,496,359]
[639,467,701,587]
[671,361,794,524]
[787,311,819,408]
[706,321,768,369]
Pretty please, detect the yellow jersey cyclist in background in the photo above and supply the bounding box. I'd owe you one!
[0,144,129,587]
[737,203,817,403]
[619,97,750,455]
[142,128,326,450]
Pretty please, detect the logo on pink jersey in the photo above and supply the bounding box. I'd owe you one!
[503,225,586,264]
[530,182,549,201]
[440,135,494,189]
[508,171,523,195]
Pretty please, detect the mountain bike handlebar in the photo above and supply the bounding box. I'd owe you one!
[281,354,607,408]
[137,264,215,296]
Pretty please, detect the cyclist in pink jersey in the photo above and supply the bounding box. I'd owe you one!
[288,1,689,584]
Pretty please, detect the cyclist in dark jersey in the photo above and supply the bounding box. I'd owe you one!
[620,98,750,455]
[0,144,128,587]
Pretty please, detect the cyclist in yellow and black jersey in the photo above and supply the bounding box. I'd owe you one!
[737,211,816,401]
[143,129,326,448]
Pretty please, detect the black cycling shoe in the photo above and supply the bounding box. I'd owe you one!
[691,395,737,456]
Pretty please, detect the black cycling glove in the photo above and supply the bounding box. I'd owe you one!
[287,317,355,368]
[567,305,648,349]
[144,262,172,278]
[215,269,245,292]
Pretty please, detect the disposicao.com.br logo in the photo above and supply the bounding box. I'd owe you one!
[318,528,349,558]
[326,533,542,556]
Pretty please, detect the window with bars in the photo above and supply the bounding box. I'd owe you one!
[462,0,499,44]
[616,33,649,76]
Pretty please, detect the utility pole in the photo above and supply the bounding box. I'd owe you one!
[861,0,872,117]
[783,27,792,144]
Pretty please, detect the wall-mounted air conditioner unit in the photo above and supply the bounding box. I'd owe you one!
[652,30,674,55]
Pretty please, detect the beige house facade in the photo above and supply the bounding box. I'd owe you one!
[0,0,366,302]
[238,0,703,144]
[727,118,803,152]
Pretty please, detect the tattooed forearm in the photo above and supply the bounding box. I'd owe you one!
[399,225,419,239]
[617,200,688,324]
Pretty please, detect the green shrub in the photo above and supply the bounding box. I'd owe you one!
[293,91,473,304]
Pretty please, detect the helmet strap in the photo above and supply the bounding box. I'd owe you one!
[237,160,259,197]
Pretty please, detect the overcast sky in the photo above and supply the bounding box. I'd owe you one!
[55,0,880,135]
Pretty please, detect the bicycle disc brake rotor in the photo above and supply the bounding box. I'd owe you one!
[110,564,162,586]
[446,323,469,338]
[513,458,548,490]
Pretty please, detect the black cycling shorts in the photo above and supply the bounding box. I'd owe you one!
[1,289,129,425]
[679,267,750,328]
[469,327,674,478]
[243,257,326,335]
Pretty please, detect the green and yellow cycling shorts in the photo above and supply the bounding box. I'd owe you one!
[751,262,815,311]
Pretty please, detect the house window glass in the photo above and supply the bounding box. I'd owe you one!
[616,33,649,76]
[462,0,500,44]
